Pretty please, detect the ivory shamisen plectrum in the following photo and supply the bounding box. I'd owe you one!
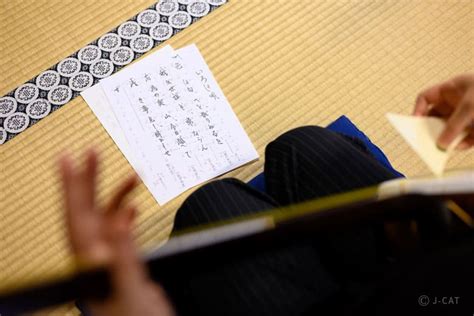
[386,113,467,176]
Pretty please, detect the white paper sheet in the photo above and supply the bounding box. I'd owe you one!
[82,44,258,204]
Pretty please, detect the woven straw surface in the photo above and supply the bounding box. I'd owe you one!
[1,0,473,314]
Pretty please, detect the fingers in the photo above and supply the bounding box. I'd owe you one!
[439,81,461,107]
[60,152,91,256]
[80,204,136,265]
[60,150,101,257]
[438,87,474,149]
[80,149,99,210]
[108,205,149,292]
[455,132,474,150]
[59,153,74,203]
[427,104,453,118]
[59,149,99,214]
[414,81,461,116]
[60,149,138,217]
[106,174,139,214]
[110,205,137,236]
[414,84,442,116]
[59,153,77,221]
[453,73,474,91]
[415,75,474,150]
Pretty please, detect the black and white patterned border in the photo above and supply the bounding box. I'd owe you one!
[0,0,226,145]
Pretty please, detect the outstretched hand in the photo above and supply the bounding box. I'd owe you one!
[60,149,174,316]
[414,73,474,150]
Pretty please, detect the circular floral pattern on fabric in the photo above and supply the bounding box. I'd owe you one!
[149,23,173,41]
[168,11,192,29]
[156,0,179,16]
[4,112,30,134]
[14,83,39,104]
[69,72,94,92]
[57,57,81,77]
[137,9,160,27]
[98,33,122,52]
[0,0,225,144]
[188,1,210,17]
[130,35,154,53]
[36,70,61,91]
[118,21,141,39]
[78,45,102,64]
[26,99,52,119]
[0,127,6,144]
[0,97,18,118]
[90,59,114,79]
[111,47,135,66]
[48,85,73,105]
[206,0,226,5]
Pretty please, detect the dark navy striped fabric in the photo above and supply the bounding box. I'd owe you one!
[171,126,399,316]
[247,116,403,192]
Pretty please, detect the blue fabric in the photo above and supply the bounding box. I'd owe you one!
[248,115,404,191]
[248,171,267,192]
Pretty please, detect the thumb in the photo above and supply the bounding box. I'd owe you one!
[437,88,474,150]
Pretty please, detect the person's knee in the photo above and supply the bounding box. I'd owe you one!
[174,178,248,230]
[266,125,336,158]
[275,125,327,143]
[183,178,243,205]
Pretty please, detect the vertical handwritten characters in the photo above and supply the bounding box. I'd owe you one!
[97,44,258,205]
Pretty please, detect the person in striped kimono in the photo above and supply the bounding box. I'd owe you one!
[61,73,474,316]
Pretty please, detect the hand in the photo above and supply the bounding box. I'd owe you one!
[60,149,175,316]
[414,73,474,150]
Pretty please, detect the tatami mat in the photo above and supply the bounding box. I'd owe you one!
[1,0,473,314]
